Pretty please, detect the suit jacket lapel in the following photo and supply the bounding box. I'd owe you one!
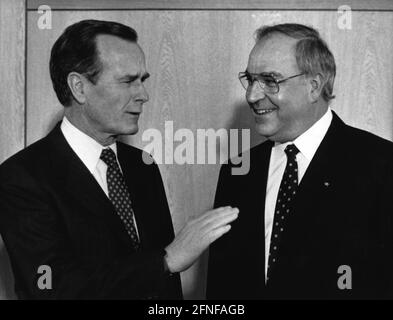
[287,112,347,240]
[249,140,273,286]
[252,139,273,226]
[47,124,135,246]
[242,140,272,246]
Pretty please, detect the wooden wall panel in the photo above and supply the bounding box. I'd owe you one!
[0,2,25,165]
[26,10,393,299]
[26,0,393,11]
[0,0,25,300]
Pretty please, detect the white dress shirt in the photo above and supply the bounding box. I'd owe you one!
[264,108,333,277]
[60,116,139,236]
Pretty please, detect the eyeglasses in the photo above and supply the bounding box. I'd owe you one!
[238,71,305,94]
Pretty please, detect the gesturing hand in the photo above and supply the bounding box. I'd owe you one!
[165,206,239,273]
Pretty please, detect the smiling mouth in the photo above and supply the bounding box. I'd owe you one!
[127,112,141,116]
[252,108,276,115]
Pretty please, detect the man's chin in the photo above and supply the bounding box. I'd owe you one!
[255,124,295,143]
[118,124,139,136]
[255,122,276,139]
[127,126,139,135]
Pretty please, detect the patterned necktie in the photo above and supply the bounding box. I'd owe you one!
[267,144,300,281]
[100,148,140,250]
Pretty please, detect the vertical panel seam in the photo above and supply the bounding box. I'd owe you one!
[24,0,27,148]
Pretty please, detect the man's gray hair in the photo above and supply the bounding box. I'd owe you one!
[255,23,336,102]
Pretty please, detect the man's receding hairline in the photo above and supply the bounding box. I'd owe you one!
[256,31,300,49]
[94,34,142,72]
[253,33,299,63]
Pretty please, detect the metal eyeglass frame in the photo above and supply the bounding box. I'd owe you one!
[238,71,305,94]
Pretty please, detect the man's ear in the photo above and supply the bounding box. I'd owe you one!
[308,73,324,103]
[67,72,87,104]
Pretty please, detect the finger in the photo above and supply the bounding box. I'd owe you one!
[207,224,232,244]
[189,206,233,225]
[201,209,239,232]
[191,207,221,223]
[209,206,233,214]
[189,207,229,223]
[201,207,238,223]
[206,207,239,223]
[188,207,238,233]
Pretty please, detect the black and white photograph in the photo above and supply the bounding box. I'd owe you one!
[0,0,393,306]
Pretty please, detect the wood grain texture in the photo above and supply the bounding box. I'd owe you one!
[26,10,393,299]
[0,0,25,300]
[27,0,393,11]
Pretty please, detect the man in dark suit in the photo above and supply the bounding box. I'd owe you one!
[0,19,238,299]
[207,23,393,299]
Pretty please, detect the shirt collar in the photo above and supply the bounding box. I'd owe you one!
[60,116,117,174]
[273,107,333,161]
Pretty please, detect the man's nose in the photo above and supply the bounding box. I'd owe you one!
[246,81,266,104]
[137,83,149,103]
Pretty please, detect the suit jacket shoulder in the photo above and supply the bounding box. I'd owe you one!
[0,124,182,299]
[208,112,393,299]
[341,122,393,162]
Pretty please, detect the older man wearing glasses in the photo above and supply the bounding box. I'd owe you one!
[207,23,393,299]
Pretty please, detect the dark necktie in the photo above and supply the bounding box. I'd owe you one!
[267,144,300,281]
[100,148,140,250]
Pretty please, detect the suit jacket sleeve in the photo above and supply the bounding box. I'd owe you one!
[376,149,393,298]
[0,160,176,300]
